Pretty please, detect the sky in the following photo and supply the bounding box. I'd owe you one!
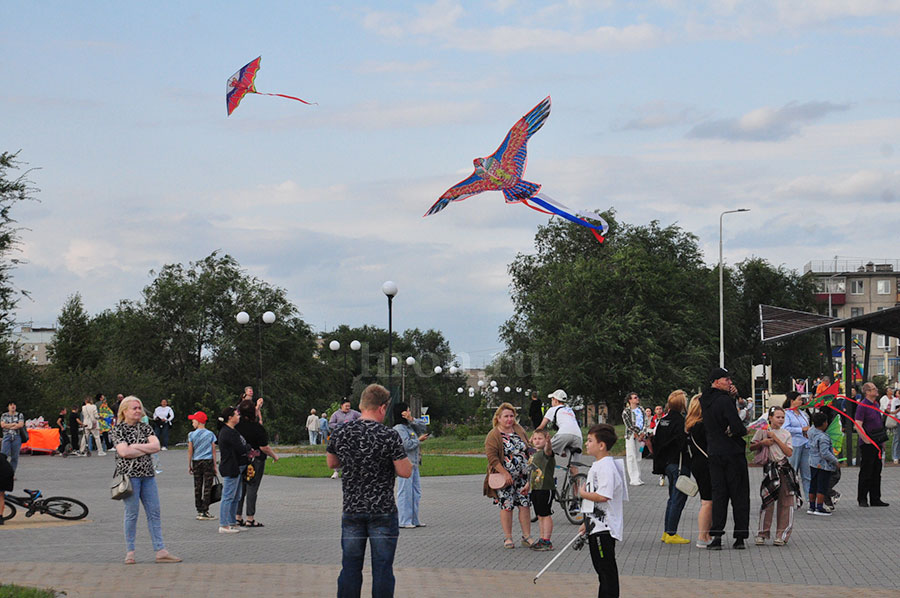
[2,1,900,367]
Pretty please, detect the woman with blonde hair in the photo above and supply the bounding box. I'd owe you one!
[653,390,691,544]
[685,394,712,548]
[483,402,534,549]
[110,396,180,564]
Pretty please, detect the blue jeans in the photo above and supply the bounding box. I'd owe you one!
[892,426,900,462]
[1,434,22,472]
[220,475,243,526]
[308,430,318,445]
[123,476,165,552]
[339,512,399,598]
[790,443,810,495]
[664,462,689,535]
[396,465,421,526]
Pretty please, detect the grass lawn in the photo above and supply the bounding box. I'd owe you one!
[0,586,55,598]
[267,454,488,478]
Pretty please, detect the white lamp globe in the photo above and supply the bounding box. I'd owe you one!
[434,366,442,374]
[391,356,399,366]
[350,340,361,351]
[490,380,498,388]
[449,366,458,375]
[382,281,398,297]
[262,311,276,324]
[516,387,522,393]
[329,340,340,351]
[504,386,511,393]
[457,387,464,394]
[477,380,485,387]
[236,311,250,325]
[492,387,499,393]
[406,356,415,366]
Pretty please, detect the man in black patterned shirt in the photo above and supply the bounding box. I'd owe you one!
[327,384,412,598]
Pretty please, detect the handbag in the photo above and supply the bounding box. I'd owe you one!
[488,472,510,490]
[18,426,29,444]
[110,474,133,500]
[886,413,899,429]
[674,452,698,497]
[869,427,888,445]
[208,476,223,504]
[751,429,770,466]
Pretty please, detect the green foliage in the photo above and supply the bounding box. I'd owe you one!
[46,293,101,371]
[872,375,889,395]
[0,585,56,598]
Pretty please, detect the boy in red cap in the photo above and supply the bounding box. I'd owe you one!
[187,411,218,520]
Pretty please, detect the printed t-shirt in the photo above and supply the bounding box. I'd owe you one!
[188,428,216,461]
[327,418,406,514]
[582,456,626,541]
[110,423,155,478]
[543,405,581,437]
[528,449,556,490]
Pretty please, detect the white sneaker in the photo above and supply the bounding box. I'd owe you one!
[659,476,666,486]
[161,447,168,451]
[331,471,339,479]
[98,451,107,456]
[219,526,241,533]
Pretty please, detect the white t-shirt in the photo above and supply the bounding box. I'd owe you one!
[890,397,900,417]
[543,404,581,437]
[880,396,891,412]
[581,456,627,541]
[153,405,174,424]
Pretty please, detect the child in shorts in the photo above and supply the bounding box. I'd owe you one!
[806,411,838,516]
[578,424,626,598]
[528,428,556,551]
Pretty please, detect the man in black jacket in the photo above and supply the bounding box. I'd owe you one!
[699,367,750,550]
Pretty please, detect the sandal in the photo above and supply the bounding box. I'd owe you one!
[124,551,136,565]
[235,518,244,526]
[521,535,536,548]
[244,520,264,528]
[503,538,515,549]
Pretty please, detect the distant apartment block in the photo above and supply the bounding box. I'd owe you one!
[12,324,56,366]
[805,259,900,378]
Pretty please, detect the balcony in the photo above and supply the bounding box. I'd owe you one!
[815,293,845,305]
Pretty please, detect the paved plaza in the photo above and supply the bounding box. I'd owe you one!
[2,450,898,597]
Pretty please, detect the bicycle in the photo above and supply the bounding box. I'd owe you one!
[1,488,89,522]
[531,448,589,525]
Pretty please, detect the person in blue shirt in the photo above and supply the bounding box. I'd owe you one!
[187,411,218,520]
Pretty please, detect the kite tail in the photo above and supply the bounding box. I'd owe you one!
[525,193,609,243]
[256,91,317,105]
[825,402,882,459]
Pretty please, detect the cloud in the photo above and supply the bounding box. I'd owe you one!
[611,101,710,131]
[354,60,435,74]
[687,101,851,141]
[777,169,900,199]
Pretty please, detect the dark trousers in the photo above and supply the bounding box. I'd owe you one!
[192,459,215,513]
[708,453,750,539]
[154,423,170,448]
[857,443,882,504]
[69,428,79,452]
[238,458,266,518]
[588,531,619,598]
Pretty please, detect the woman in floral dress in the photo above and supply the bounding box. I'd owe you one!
[484,402,534,549]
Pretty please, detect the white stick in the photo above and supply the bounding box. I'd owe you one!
[533,531,583,584]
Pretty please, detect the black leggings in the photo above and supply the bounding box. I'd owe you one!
[588,531,619,598]
[238,458,266,518]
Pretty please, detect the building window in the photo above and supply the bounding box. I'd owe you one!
[878,335,891,349]
[851,307,863,318]
[850,279,864,294]
[830,330,843,346]
[852,332,866,345]
[830,307,839,318]
[877,280,891,295]
[816,278,846,294]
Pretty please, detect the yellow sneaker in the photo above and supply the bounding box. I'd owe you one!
[661,533,670,543]
[665,533,691,544]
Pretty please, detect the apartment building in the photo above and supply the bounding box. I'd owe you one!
[806,259,900,378]
[12,324,56,366]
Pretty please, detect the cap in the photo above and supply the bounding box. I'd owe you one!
[548,389,568,402]
[187,411,208,423]
[708,367,731,383]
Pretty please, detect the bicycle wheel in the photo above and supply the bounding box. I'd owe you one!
[1,501,16,521]
[39,496,88,520]
[562,473,586,525]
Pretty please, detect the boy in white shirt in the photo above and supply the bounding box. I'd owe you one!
[578,423,627,598]
[533,389,583,461]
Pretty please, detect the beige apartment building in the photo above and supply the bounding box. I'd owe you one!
[12,324,56,366]
[807,259,900,379]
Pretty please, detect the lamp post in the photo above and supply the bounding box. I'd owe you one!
[236,310,276,398]
[382,281,398,396]
[719,208,750,367]
[329,339,361,397]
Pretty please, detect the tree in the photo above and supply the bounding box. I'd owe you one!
[46,293,101,371]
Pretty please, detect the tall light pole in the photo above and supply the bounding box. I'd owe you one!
[329,338,361,397]
[719,208,749,368]
[236,310,276,397]
[382,281,398,397]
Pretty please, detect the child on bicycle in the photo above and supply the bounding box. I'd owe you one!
[528,428,556,551]
[578,424,627,598]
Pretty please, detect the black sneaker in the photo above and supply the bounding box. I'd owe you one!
[733,538,745,550]
[707,538,723,551]
[871,501,890,507]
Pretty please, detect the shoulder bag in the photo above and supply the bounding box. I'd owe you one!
[488,472,510,490]
[674,451,698,497]
[111,474,133,500]
[751,429,770,466]
[18,425,29,444]
[868,427,889,446]
[208,476,223,504]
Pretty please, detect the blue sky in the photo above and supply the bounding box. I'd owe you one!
[2,1,899,366]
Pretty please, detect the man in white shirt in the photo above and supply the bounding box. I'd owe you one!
[79,396,105,456]
[153,399,175,450]
[533,389,583,459]
[888,391,900,465]
[305,409,320,445]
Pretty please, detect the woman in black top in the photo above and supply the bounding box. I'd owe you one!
[653,390,691,544]
[235,400,278,527]
[685,394,712,548]
[218,405,249,533]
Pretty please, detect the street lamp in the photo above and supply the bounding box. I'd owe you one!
[382,281,398,397]
[329,338,361,397]
[719,208,750,367]
[236,310,276,398]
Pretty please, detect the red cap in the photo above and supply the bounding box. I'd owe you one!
[187,411,208,423]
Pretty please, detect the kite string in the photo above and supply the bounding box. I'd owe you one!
[254,91,317,105]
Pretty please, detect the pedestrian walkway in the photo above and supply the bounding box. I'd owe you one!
[2,451,898,596]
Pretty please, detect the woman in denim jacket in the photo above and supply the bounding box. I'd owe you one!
[393,402,428,528]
